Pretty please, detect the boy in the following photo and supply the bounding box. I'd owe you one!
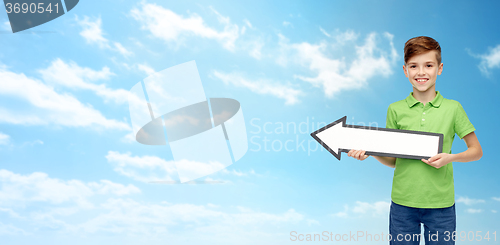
[347,36,483,245]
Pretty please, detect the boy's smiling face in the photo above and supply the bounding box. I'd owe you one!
[403,50,443,93]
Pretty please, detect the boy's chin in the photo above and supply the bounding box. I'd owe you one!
[412,83,435,92]
[414,86,431,92]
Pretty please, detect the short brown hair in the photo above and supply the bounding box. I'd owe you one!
[404,36,441,64]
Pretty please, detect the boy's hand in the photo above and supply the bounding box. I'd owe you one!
[421,153,455,169]
[347,149,369,161]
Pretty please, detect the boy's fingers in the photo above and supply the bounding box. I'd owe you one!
[355,150,366,160]
[349,149,357,158]
[421,159,432,165]
[427,154,441,162]
[347,149,368,160]
[355,150,362,160]
[360,150,368,160]
[358,151,365,160]
[352,150,358,159]
[348,149,355,157]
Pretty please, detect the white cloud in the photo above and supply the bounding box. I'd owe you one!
[330,201,390,218]
[351,201,390,215]
[220,168,258,177]
[120,131,136,143]
[106,151,259,183]
[2,21,10,31]
[39,58,136,105]
[243,19,253,29]
[492,197,500,202]
[306,219,320,226]
[106,151,178,182]
[113,42,133,57]
[136,63,156,76]
[129,4,263,61]
[129,37,144,47]
[39,58,114,88]
[278,31,398,97]
[130,3,239,51]
[283,21,293,28]
[175,159,228,183]
[319,27,331,37]
[492,210,497,213]
[207,203,220,208]
[474,44,500,76]
[456,196,485,206]
[465,208,483,214]
[212,70,303,105]
[248,40,264,59]
[335,30,359,45]
[20,139,43,147]
[331,204,349,218]
[0,222,29,236]
[76,15,108,48]
[116,62,156,77]
[76,16,133,57]
[0,207,22,219]
[72,198,304,236]
[88,180,140,196]
[0,66,130,130]
[0,132,10,145]
[0,169,308,240]
[0,169,140,208]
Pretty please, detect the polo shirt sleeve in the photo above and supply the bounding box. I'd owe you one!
[386,105,398,130]
[454,102,476,139]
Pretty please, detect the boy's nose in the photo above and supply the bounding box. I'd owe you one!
[418,67,426,75]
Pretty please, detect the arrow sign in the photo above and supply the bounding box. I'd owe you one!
[310,116,443,160]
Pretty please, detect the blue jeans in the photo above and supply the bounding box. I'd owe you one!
[389,201,456,245]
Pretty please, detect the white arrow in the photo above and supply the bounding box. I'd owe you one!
[310,116,443,160]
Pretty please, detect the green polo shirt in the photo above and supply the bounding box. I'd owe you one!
[386,91,475,208]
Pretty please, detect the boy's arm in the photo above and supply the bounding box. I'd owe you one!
[452,131,483,162]
[372,155,396,168]
[422,131,482,168]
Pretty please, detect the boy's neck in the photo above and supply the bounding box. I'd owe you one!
[411,86,437,106]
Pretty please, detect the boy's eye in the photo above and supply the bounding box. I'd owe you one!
[410,65,416,68]
[426,64,433,67]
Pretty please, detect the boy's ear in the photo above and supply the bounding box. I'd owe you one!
[402,65,409,77]
[437,63,443,75]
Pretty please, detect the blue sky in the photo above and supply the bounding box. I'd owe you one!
[0,0,499,244]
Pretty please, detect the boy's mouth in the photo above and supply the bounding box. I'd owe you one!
[415,78,429,85]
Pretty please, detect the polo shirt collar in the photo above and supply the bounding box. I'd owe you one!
[405,91,443,108]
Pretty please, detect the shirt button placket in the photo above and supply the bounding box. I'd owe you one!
[421,106,426,130]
